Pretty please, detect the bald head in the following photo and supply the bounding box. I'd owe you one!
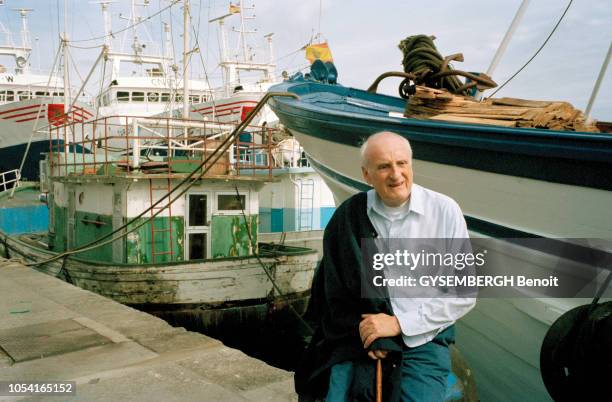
[360,131,412,168]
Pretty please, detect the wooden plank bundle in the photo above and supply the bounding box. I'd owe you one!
[405,86,600,132]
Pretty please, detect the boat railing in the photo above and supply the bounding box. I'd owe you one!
[0,169,20,193]
[271,138,310,169]
[46,115,279,179]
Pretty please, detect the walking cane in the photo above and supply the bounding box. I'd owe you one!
[376,359,382,402]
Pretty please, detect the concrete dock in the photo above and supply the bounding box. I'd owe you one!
[0,258,298,401]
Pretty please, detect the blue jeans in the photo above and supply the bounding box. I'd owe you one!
[326,327,454,402]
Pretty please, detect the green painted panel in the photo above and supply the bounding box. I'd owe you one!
[49,205,184,264]
[73,211,114,261]
[126,216,184,264]
[51,205,66,253]
[210,215,257,258]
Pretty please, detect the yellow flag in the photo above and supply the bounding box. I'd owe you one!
[229,4,240,14]
[305,42,333,64]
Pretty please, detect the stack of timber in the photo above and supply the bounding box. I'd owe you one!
[405,86,599,132]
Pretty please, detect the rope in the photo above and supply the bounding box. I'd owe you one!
[23,92,296,267]
[70,1,179,43]
[398,34,497,96]
[488,0,574,98]
[233,185,314,335]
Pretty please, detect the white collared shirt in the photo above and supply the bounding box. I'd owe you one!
[366,184,477,347]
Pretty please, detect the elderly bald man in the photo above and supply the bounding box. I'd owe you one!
[295,132,476,402]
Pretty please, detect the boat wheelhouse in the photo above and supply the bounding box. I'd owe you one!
[1,113,317,328]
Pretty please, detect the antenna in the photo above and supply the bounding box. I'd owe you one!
[90,1,116,49]
[12,8,33,49]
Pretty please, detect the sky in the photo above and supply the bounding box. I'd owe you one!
[1,0,610,121]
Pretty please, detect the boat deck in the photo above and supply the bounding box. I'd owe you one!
[0,258,298,401]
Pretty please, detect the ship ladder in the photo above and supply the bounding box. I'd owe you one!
[148,178,174,263]
[297,179,314,231]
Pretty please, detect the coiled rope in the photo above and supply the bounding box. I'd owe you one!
[398,34,497,97]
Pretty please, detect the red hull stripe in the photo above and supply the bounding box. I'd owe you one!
[200,110,240,118]
[2,110,41,120]
[197,107,242,115]
[70,110,89,120]
[15,114,46,123]
[0,104,42,116]
[193,100,258,113]
[74,107,93,117]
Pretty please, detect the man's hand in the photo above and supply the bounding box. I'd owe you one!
[367,350,389,360]
[359,313,401,349]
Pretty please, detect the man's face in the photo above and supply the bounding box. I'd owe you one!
[361,135,413,207]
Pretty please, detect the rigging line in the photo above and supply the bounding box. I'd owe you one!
[10,44,63,199]
[190,12,216,111]
[487,0,574,98]
[56,0,61,46]
[233,184,314,335]
[67,47,86,91]
[68,43,106,49]
[93,55,107,121]
[318,0,322,41]
[25,93,282,266]
[70,0,179,43]
[275,47,304,64]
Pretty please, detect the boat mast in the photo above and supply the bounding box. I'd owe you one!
[163,22,172,74]
[182,0,190,120]
[486,0,530,78]
[239,0,248,62]
[264,32,274,66]
[101,1,113,49]
[14,8,32,74]
[62,0,70,114]
[209,13,232,97]
[584,41,611,121]
[477,0,530,100]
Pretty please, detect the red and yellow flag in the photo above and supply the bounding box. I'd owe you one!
[229,3,240,14]
[305,42,333,64]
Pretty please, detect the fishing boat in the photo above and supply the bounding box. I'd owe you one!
[267,64,612,401]
[93,1,211,123]
[187,0,279,127]
[0,104,318,331]
[0,7,93,181]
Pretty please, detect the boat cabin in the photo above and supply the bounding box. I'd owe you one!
[42,115,276,265]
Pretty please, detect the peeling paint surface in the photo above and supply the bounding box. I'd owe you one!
[211,215,258,258]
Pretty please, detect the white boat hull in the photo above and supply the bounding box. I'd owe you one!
[287,128,611,402]
[1,233,317,328]
[0,99,94,179]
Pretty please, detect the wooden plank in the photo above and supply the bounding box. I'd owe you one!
[491,97,553,108]
[429,114,517,127]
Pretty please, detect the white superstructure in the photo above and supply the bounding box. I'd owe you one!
[0,7,93,180]
[94,1,211,120]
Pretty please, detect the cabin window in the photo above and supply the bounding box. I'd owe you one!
[0,90,14,101]
[52,92,64,97]
[188,194,207,226]
[132,92,145,102]
[189,95,200,104]
[161,92,170,102]
[147,92,159,102]
[117,91,130,102]
[35,91,50,97]
[17,91,31,100]
[188,233,207,260]
[174,94,183,103]
[217,194,245,211]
